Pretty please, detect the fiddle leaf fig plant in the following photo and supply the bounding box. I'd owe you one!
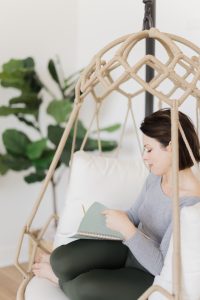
[0,57,120,216]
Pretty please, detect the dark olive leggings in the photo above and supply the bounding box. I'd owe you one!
[50,239,154,300]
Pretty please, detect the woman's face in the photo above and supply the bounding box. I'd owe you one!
[142,134,172,176]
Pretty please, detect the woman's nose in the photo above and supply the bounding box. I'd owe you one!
[142,151,147,160]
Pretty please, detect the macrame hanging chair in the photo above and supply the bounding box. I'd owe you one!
[15,14,200,300]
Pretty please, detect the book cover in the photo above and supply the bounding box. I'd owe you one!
[67,202,124,240]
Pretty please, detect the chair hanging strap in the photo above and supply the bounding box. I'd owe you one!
[69,115,79,168]
[95,101,102,153]
[80,98,102,151]
[116,97,143,158]
[143,0,154,30]
[196,98,200,137]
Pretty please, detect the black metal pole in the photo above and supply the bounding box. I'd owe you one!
[144,0,156,116]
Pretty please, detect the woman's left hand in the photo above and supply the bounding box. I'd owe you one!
[102,209,137,240]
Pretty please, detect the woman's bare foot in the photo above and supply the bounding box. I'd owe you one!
[35,252,50,264]
[32,253,58,284]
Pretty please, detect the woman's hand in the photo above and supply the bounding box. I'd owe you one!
[102,209,137,240]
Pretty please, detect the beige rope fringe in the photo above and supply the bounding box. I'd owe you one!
[16,28,200,300]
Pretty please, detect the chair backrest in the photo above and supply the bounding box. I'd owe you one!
[54,150,148,247]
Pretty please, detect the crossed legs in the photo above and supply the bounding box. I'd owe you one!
[49,239,154,300]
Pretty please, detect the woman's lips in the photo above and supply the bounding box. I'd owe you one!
[148,164,153,170]
[145,162,153,170]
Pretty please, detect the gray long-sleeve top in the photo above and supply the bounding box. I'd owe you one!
[123,173,200,276]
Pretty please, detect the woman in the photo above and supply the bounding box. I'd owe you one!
[33,108,200,300]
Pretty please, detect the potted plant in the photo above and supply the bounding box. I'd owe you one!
[0,57,120,220]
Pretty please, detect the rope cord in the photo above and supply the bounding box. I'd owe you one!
[171,102,181,299]
[196,98,200,136]
[95,101,102,153]
[116,99,131,156]
[80,99,101,151]
[68,115,80,180]
[128,100,143,156]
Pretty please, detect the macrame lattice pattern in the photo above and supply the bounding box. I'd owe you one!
[74,28,200,157]
[79,29,200,105]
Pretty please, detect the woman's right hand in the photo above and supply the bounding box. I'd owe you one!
[102,209,137,240]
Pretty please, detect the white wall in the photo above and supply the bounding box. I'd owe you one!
[0,0,78,267]
[0,0,200,266]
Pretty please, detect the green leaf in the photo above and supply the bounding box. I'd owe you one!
[48,59,60,84]
[60,148,71,166]
[9,93,42,109]
[26,138,47,160]
[92,123,121,133]
[48,125,65,146]
[2,57,34,73]
[24,71,43,93]
[32,150,55,171]
[47,125,73,166]
[24,171,46,183]
[0,58,42,93]
[0,106,37,116]
[22,57,35,69]
[0,154,9,175]
[47,100,72,123]
[1,154,31,171]
[3,129,31,156]
[100,140,118,151]
[85,138,118,152]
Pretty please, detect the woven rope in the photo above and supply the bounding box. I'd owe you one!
[16,28,200,300]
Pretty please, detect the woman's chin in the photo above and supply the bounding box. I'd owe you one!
[149,168,162,176]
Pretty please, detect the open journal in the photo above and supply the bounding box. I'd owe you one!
[67,202,124,240]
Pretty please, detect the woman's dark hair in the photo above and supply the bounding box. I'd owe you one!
[140,108,200,170]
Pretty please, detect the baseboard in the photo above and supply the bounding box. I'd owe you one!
[0,245,28,267]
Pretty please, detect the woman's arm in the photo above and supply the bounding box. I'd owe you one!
[123,222,172,276]
[126,175,149,226]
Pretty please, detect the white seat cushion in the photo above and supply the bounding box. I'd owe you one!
[25,277,68,300]
[149,202,200,300]
[54,150,148,247]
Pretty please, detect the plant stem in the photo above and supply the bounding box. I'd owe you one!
[51,176,58,228]
[55,165,66,185]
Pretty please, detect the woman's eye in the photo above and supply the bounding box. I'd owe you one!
[143,148,152,153]
[147,149,152,153]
